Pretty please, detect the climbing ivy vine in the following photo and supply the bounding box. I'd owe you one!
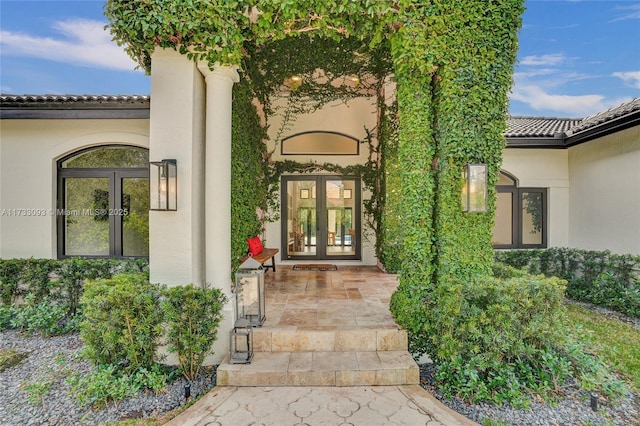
[105,0,525,363]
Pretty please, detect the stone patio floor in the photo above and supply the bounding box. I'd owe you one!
[165,266,478,425]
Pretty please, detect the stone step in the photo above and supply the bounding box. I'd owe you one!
[252,328,408,352]
[217,351,420,387]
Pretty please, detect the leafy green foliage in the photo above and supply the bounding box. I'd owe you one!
[0,258,149,335]
[80,273,164,373]
[8,294,81,336]
[0,259,24,305]
[495,248,640,317]
[68,364,173,408]
[231,78,270,272]
[415,271,626,406]
[163,285,227,380]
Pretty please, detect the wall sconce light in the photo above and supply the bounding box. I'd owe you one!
[150,159,177,211]
[461,163,488,213]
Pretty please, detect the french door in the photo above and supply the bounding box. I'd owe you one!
[281,176,361,260]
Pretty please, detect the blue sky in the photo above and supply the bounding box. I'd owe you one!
[1,0,639,117]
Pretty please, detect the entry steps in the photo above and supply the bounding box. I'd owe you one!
[217,328,419,386]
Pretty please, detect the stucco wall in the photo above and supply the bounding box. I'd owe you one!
[0,119,149,259]
[568,127,640,255]
[501,148,570,248]
[264,96,379,265]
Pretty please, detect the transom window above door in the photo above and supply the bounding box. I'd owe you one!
[57,145,149,258]
[281,131,360,155]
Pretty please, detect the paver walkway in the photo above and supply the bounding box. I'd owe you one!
[164,385,478,426]
[166,266,478,425]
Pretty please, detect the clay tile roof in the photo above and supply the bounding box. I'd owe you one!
[0,94,150,106]
[566,97,640,136]
[505,116,582,138]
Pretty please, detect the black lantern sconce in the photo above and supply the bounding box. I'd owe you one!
[150,159,177,211]
[461,163,488,213]
[230,318,254,364]
[234,257,266,327]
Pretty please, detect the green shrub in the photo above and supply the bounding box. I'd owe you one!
[163,285,227,380]
[495,248,640,317]
[403,271,627,406]
[490,262,529,279]
[8,294,81,336]
[58,258,115,316]
[0,259,24,305]
[0,258,149,313]
[424,274,568,365]
[80,273,164,373]
[68,364,172,408]
[0,304,14,330]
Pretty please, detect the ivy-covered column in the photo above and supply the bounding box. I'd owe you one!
[389,1,524,356]
[431,1,523,285]
[388,20,439,355]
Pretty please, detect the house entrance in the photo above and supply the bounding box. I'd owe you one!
[281,176,361,260]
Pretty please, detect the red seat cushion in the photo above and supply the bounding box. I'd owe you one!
[247,236,263,256]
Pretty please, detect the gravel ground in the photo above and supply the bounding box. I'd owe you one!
[0,330,216,426]
[419,363,640,426]
[1,302,639,426]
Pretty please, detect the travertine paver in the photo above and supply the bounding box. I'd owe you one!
[164,386,478,426]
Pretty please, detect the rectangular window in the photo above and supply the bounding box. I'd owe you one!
[64,177,111,256]
[493,187,547,249]
[520,188,546,248]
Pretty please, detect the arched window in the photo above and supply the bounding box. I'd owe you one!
[57,145,149,258]
[281,131,360,155]
[493,170,547,249]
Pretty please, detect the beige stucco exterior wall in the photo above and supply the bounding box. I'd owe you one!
[501,148,570,248]
[568,127,640,255]
[0,119,149,259]
[264,96,379,265]
[148,48,207,287]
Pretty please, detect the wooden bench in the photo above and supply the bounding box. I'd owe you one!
[243,248,279,272]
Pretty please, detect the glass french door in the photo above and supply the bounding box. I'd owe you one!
[282,176,360,260]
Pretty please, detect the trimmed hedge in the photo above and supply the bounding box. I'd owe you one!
[495,248,640,317]
[0,258,149,335]
[0,258,149,308]
[394,268,626,405]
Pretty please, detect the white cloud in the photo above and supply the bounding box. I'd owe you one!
[510,84,631,116]
[609,4,640,22]
[0,19,138,71]
[612,71,640,89]
[519,53,566,66]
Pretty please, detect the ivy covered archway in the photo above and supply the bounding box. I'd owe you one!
[105,0,524,352]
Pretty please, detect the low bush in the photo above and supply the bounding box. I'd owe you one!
[8,294,81,336]
[495,248,640,317]
[392,270,627,406]
[163,285,227,380]
[0,258,149,310]
[80,273,164,373]
[68,364,174,408]
[0,258,149,335]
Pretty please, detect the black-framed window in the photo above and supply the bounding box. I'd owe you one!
[493,171,547,249]
[57,145,149,258]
